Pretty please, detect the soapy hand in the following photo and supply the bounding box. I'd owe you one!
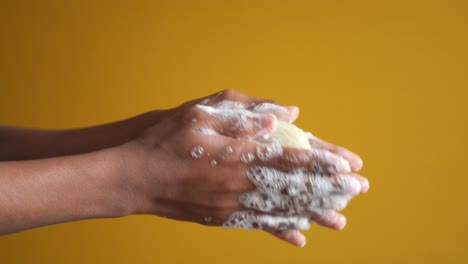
[114,90,369,247]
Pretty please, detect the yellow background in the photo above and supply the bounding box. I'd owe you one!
[1,0,467,263]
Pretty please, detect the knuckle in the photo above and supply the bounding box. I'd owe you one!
[264,99,278,105]
[215,209,237,225]
[207,199,229,211]
[253,100,279,110]
[185,105,205,121]
[278,149,308,170]
[218,179,240,192]
[220,89,240,100]
[283,150,302,166]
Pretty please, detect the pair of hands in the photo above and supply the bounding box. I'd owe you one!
[114,90,369,247]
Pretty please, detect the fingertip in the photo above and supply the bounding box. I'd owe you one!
[353,156,364,172]
[287,230,307,247]
[270,229,307,247]
[351,173,370,194]
[286,106,300,123]
[261,114,277,132]
[336,215,347,230]
[361,178,370,194]
[340,150,363,172]
[299,235,307,247]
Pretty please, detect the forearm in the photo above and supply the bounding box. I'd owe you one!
[0,148,127,235]
[0,109,168,161]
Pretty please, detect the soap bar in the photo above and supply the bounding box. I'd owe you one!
[259,121,311,149]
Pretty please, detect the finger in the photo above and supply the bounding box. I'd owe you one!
[198,90,299,123]
[265,229,307,247]
[201,90,271,107]
[194,104,278,138]
[251,144,352,174]
[239,171,361,213]
[222,211,310,231]
[251,103,300,123]
[306,132,363,172]
[310,210,347,230]
[348,173,370,194]
[327,174,362,196]
[316,194,356,211]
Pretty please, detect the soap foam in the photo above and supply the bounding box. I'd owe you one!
[240,152,255,163]
[190,100,357,232]
[196,104,266,138]
[223,166,360,230]
[252,102,289,115]
[256,143,284,161]
[193,127,219,135]
[222,211,310,231]
[240,166,360,214]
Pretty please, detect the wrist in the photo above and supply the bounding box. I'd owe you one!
[77,146,138,219]
[103,141,156,217]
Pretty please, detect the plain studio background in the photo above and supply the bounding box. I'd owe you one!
[0,1,467,263]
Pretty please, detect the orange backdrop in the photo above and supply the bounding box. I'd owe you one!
[0,0,467,263]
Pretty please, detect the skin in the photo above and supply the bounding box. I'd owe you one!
[0,90,368,247]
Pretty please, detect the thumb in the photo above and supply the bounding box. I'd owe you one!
[219,113,277,139]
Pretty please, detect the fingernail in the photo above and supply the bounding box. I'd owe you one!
[287,106,300,123]
[300,239,307,247]
[336,216,347,230]
[339,150,363,172]
[294,231,307,247]
[319,150,349,174]
[261,114,277,131]
[361,179,370,194]
[334,155,352,174]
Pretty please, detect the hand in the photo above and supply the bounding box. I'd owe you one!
[112,90,368,247]
[267,132,369,247]
[305,132,369,226]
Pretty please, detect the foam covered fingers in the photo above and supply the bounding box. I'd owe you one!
[186,103,276,139]
[239,167,361,214]
[251,103,299,123]
[197,90,299,123]
[222,210,310,230]
[256,145,352,175]
[306,132,363,172]
[310,210,347,230]
[349,173,370,194]
[198,106,278,138]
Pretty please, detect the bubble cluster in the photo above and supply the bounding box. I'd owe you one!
[191,146,204,159]
[223,166,361,230]
[195,103,266,139]
[242,166,360,214]
[256,143,283,161]
[222,211,310,231]
[240,153,255,164]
